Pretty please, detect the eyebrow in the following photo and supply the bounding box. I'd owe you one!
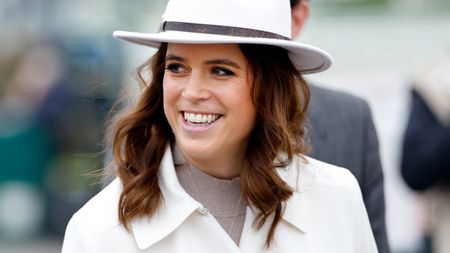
[204,59,241,69]
[165,54,241,69]
[165,54,186,62]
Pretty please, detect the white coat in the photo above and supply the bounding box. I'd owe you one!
[62,145,378,253]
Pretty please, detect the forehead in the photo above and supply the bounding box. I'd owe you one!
[166,43,245,61]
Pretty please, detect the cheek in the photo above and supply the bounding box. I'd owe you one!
[240,98,256,130]
[163,77,179,101]
[228,84,256,130]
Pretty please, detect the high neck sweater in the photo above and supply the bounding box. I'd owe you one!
[172,145,248,245]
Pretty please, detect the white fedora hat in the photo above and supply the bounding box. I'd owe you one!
[113,0,332,74]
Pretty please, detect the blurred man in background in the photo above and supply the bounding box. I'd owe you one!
[290,0,390,252]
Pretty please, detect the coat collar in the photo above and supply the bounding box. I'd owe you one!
[130,144,201,250]
[276,156,312,234]
[130,144,312,249]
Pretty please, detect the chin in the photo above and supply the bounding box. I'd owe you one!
[177,140,217,160]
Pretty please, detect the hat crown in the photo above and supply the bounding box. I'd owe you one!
[162,0,292,38]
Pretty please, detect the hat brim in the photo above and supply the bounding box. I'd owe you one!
[113,30,332,74]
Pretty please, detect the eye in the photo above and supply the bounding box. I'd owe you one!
[211,67,235,77]
[165,63,187,74]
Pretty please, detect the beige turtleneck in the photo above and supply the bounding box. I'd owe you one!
[172,145,248,245]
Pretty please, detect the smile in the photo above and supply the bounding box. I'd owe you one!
[183,112,222,125]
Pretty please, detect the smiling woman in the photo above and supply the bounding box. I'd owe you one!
[61,0,378,252]
[163,44,256,179]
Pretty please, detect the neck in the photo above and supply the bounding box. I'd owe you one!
[175,146,246,180]
[185,153,244,180]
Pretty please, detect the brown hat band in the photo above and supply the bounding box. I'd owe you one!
[159,21,290,41]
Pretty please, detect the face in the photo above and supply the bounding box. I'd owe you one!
[163,43,256,178]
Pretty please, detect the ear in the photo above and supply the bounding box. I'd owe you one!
[291,0,310,39]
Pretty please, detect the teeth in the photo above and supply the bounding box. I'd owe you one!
[184,112,220,123]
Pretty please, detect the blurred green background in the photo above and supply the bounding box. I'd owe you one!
[0,0,449,252]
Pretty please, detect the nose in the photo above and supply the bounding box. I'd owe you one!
[181,73,211,102]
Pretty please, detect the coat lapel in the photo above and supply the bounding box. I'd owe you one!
[277,157,311,234]
[130,145,200,250]
[130,145,314,251]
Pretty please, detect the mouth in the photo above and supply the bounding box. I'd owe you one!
[182,111,222,126]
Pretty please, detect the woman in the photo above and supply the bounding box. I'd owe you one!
[62,0,378,252]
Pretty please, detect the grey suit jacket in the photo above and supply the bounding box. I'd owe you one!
[307,85,389,253]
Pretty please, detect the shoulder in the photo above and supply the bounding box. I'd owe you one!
[279,155,362,199]
[279,155,371,240]
[66,178,123,237]
[62,179,139,252]
[304,156,361,195]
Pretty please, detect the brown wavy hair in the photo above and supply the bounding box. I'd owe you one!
[112,43,310,247]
